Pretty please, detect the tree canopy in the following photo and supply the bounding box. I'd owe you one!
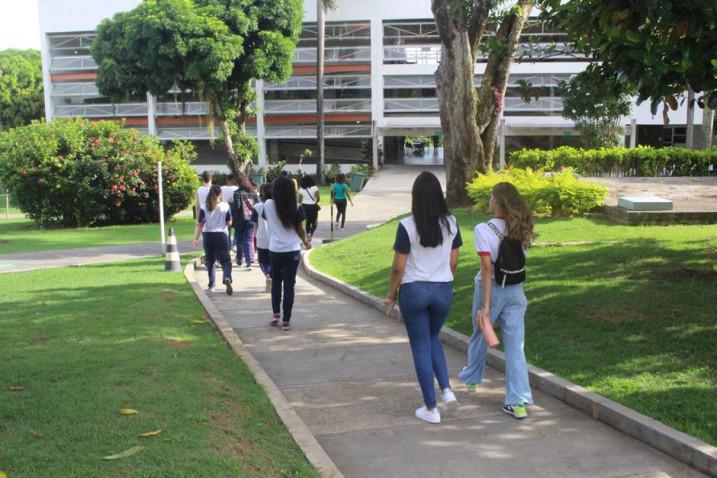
[0,49,45,130]
[542,0,717,112]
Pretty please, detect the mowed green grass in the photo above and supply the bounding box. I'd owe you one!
[0,259,318,477]
[311,210,717,445]
[0,216,196,255]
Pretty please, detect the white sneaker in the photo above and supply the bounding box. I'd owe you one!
[207,287,216,293]
[441,388,458,409]
[415,406,440,424]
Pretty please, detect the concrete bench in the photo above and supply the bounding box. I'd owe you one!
[618,196,673,211]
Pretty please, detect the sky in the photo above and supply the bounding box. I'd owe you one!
[0,0,41,51]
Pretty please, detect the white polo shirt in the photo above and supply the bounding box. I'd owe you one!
[262,199,305,253]
[393,214,462,284]
[198,202,231,235]
[221,185,238,204]
[252,202,270,250]
[197,185,211,212]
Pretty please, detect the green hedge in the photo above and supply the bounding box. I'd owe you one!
[0,119,199,227]
[468,168,608,217]
[509,146,717,176]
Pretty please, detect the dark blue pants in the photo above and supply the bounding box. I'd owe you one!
[270,250,301,322]
[236,221,255,266]
[399,281,453,408]
[257,248,271,277]
[203,232,232,288]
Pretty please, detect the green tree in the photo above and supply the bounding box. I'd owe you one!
[559,65,634,148]
[541,0,717,113]
[0,49,44,130]
[92,0,302,174]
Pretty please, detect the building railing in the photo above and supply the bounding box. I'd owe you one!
[51,55,98,72]
[383,74,573,90]
[293,46,371,64]
[157,126,255,141]
[264,99,371,114]
[384,97,563,113]
[156,102,209,116]
[52,82,100,97]
[265,125,371,139]
[384,43,583,64]
[54,103,148,118]
[267,75,371,90]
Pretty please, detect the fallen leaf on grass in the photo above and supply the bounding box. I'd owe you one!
[102,445,144,460]
[119,408,139,415]
[138,429,162,437]
[7,386,24,392]
[187,318,205,325]
[30,430,44,438]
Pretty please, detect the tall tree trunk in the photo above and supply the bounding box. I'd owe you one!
[686,88,695,149]
[220,118,240,175]
[703,106,714,149]
[433,0,533,206]
[316,1,326,185]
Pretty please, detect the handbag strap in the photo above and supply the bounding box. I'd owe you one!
[486,221,505,240]
[304,187,316,203]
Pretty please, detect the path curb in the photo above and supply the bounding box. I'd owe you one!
[301,249,717,477]
[184,260,344,478]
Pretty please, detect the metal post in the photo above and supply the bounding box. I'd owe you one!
[630,118,637,148]
[499,117,506,170]
[158,161,166,253]
[4,193,9,219]
[686,89,695,149]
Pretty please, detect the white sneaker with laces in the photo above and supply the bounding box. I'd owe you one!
[415,406,441,424]
[207,287,216,293]
[441,388,458,409]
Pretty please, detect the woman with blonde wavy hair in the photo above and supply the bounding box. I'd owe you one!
[459,182,535,419]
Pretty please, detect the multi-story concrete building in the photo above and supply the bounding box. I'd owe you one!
[38,0,712,173]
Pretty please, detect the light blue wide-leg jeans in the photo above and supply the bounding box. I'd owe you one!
[458,274,533,406]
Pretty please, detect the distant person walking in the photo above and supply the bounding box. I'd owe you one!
[196,171,213,214]
[331,173,353,229]
[221,174,239,248]
[459,182,534,419]
[233,175,260,270]
[299,175,320,241]
[252,182,274,292]
[384,171,462,424]
[262,176,311,331]
[192,185,233,295]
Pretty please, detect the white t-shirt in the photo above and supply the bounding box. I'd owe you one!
[198,202,231,235]
[393,215,463,284]
[474,218,507,264]
[262,199,305,253]
[221,185,238,204]
[300,186,319,205]
[197,185,211,212]
[253,202,270,250]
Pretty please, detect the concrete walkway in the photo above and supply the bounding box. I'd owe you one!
[194,165,704,478]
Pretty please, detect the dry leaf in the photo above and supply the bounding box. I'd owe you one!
[119,408,139,415]
[102,445,144,460]
[138,429,162,437]
[8,386,24,392]
[30,430,44,438]
[188,319,205,325]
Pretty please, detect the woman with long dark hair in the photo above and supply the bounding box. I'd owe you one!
[299,175,320,241]
[262,176,311,331]
[459,182,535,419]
[232,174,260,270]
[384,171,462,424]
[330,173,353,229]
[193,185,233,295]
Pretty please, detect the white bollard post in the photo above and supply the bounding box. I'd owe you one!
[158,161,166,253]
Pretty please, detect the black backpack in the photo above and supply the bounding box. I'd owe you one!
[487,222,526,288]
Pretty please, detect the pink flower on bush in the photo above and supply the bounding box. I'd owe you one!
[111,184,118,191]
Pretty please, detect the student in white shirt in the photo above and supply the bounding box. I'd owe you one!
[459,182,535,419]
[384,171,463,424]
[192,185,233,295]
[298,175,320,241]
[262,176,311,331]
[221,174,239,248]
[196,171,213,214]
[251,182,273,292]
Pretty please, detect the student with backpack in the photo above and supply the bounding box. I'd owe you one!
[233,175,260,270]
[221,174,239,249]
[383,171,462,424]
[459,182,534,419]
[298,175,320,242]
[192,185,233,295]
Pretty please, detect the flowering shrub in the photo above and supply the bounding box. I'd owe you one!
[0,119,199,226]
[467,168,608,217]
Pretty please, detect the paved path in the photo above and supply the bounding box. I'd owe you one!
[195,165,704,478]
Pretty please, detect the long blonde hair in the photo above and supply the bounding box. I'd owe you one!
[492,182,534,248]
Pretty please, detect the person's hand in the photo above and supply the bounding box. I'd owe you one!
[383,296,396,316]
[476,307,490,328]
[304,240,312,250]
[192,239,199,247]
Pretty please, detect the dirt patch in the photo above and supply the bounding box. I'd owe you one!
[660,268,717,280]
[162,337,189,349]
[161,289,178,297]
[31,336,46,346]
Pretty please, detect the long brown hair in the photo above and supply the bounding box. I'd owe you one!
[206,184,222,212]
[492,182,534,248]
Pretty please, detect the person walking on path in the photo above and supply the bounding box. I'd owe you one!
[330,173,353,229]
[299,175,321,241]
[233,175,260,270]
[252,182,273,293]
[221,174,238,249]
[262,177,311,331]
[383,171,462,424]
[459,182,535,419]
[196,171,213,214]
[192,185,233,295]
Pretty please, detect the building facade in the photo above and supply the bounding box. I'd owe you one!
[38,0,710,173]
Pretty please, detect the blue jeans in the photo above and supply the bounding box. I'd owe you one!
[257,248,271,276]
[236,221,255,266]
[203,232,232,288]
[399,281,453,409]
[270,250,301,322]
[459,275,533,406]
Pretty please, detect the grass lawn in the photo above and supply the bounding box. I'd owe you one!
[0,259,318,477]
[311,210,717,446]
[0,216,196,255]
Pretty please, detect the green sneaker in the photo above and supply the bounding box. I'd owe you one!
[466,383,477,392]
[503,403,528,419]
